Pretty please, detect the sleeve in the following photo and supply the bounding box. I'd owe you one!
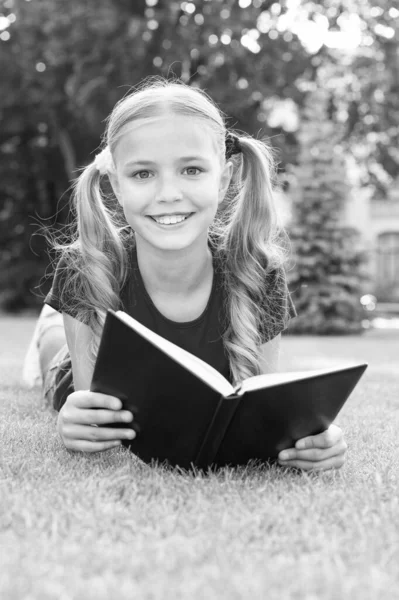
[258,266,297,344]
[44,257,67,314]
[44,256,92,325]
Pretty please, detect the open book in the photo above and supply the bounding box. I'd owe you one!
[90,309,368,469]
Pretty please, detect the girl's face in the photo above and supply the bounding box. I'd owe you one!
[109,115,232,253]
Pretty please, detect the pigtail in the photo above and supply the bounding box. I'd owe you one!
[216,136,290,386]
[56,161,133,366]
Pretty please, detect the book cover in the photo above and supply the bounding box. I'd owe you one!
[90,310,367,469]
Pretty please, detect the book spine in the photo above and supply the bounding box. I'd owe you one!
[194,394,241,470]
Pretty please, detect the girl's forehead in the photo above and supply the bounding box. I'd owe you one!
[114,115,219,158]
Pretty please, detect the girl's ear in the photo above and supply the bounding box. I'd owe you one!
[218,160,233,204]
[108,171,122,206]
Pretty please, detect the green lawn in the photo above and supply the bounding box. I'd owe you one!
[1,315,398,600]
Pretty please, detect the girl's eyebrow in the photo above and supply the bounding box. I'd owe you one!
[123,156,212,167]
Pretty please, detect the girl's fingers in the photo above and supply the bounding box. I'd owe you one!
[279,440,348,463]
[67,440,124,454]
[278,454,346,472]
[295,424,343,450]
[70,408,134,426]
[63,424,136,443]
[72,391,122,410]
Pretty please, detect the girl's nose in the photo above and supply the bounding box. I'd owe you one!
[155,176,183,202]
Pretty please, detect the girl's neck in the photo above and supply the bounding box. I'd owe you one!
[134,238,213,298]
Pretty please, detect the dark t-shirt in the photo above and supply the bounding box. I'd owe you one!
[44,244,296,410]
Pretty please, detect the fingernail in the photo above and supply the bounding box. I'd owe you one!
[126,430,136,439]
[123,412,133,422]
[279,451,290,460]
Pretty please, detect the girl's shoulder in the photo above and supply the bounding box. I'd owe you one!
[259,265,297,342]
[213,247,294,312]
[44,251,92,324]
[264,265,297,313]
[215,249,296,342]
[45,253,73,305]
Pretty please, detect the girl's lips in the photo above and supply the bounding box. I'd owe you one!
[148,212,194,220]
[147,213,194,222]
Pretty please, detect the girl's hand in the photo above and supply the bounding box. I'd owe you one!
[277,424,347,471]
[57,391,136,453]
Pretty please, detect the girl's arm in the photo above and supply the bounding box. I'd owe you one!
[57,312,136,452]
[258,333,281,374]
[63,313,95,390]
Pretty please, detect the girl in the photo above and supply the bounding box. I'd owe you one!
[26,77,347,471]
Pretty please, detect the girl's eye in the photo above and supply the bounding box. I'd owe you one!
[132,167,203,179]
[133,170,152,179]
[184,166,203,176]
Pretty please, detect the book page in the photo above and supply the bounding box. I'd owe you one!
[115,311,235,397]
[237,364,365,395]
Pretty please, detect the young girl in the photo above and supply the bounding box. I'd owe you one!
[27,78,347,471]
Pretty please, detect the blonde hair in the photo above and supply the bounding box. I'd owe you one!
[49,76,290,386]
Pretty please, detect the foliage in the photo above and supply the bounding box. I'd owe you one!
[0,0,398,310]
[0,0,312,309]
[286,88,369,334]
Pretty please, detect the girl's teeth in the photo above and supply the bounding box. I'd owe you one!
[155,215,188,225]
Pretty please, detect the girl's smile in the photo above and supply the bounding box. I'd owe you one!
[147,212,195,226]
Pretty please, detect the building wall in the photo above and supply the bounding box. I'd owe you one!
[343,183,399,299]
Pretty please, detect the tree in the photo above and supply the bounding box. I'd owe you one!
[0,0,312,310]
[286,87,368,334]
[1,0,396,310]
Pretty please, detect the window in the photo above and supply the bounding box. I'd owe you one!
[376,232,399,299]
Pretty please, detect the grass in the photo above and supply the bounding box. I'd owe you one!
[0,314,398,600]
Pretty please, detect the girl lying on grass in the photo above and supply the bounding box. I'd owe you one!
[26,77,347,471]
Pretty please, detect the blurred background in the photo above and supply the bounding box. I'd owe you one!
[1,0,398,335]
